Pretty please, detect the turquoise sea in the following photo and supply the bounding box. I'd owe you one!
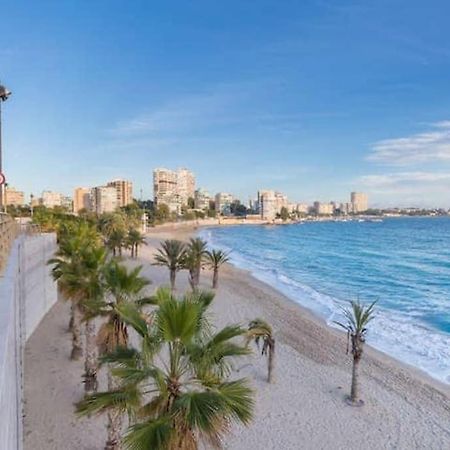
[200,217,450,383]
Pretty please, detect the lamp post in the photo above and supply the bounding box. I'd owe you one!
[0,83,12,213]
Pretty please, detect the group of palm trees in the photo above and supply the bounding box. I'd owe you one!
[153,237,230,291]
[47,210,375,449]
[48,217,276,450]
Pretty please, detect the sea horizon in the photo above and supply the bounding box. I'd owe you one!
[200,216,450,384]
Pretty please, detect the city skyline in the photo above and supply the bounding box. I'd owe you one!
[2,2,450,207]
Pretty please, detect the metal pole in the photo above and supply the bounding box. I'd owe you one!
[0,100,3,212]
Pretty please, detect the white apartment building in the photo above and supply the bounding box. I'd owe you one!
[153,168,195,213]
[194,188,211,210]
[351,192,368,213]
[41,191,63,208]
[314,201,334,215]
[259,190,277,221]
[258,190,290,220]
[215,192,234,216]
[90,186,118,214]
[177,168,195,206]
[107,179,133,207]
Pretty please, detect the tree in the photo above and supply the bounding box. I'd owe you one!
[153,240,186,291]
[280,207,289,221]
[334,300,376,406]
[155,204,170,223]
[77,245,108,393]
[49,222,101,360]
[99,213,128,256]
[97,261,151,450]
[206,249,230,289]
[77,289,254,450]
[127,228,146,258]
[184,237,208,290]
[246,319,275,383]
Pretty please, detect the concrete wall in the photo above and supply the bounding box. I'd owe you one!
[0,233,57,449]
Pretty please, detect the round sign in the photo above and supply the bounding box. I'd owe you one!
[0,172,5,186]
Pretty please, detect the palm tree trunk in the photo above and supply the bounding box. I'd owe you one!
[170,269,176,291]
[135,244,138,258]
[268,341,275,383]
[84,319,98,393]
[71,303,83,360]
[68,303,74,332]
[212,268,219,289]
[105,368,123,450]
[350,355,360,403]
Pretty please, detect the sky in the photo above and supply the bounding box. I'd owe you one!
[2,0,450,208]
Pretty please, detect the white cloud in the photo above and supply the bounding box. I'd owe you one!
[368,121,450,165]
[356,171,450,207]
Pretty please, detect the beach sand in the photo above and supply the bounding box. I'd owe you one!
[24,225,450,449]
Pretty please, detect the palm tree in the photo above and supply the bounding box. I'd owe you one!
[184,237,208,290]
[77,245,108,393]
[127,228,146,258]
[97,261,151,450]
[334,300,376,406]
[246,319,276,383]
[153,239,186,291]
[206,249,230,289]
[49,222,102,360]
[77,289,254,449]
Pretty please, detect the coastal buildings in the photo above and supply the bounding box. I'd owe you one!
[314,201,334,215]
[194,188,211,210]
[176,168,195,206]
[258,190,290,220]
[107,179,133,207]
[215,192,234,216]
[90,186,118,214]
[41,191,63,208]
[351,192,368,213]
[259,190,277,220]
[153,167,195,213]
[73,187,91,214]
[5,187,24,206]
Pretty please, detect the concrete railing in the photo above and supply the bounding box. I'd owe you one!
[0,214,18,273]
[0,233,58,449]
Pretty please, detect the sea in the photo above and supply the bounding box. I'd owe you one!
[199,217,450,383]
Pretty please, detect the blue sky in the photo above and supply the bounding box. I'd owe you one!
[2,0,450,207]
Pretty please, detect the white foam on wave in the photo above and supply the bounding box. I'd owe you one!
[200,229,450,384]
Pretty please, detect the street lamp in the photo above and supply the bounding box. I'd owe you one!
[0,83,12,213]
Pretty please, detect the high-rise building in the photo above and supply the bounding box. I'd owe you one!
[107,179,133,207]
[314,201,334,215]
[153,168,179,213]
[176,168,195,206]
[5,187,24,206]
[258,190,290,220]
[90,186,118,214]
[194,188,211,210]
[351,192,368,213]
[153,167,195,213]
[215,192,234,216]
[259,190,277,220]
[61,196,73,211]
[73,187,91,214]
[41,191,63,208]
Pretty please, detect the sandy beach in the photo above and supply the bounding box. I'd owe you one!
[24,225,450,449]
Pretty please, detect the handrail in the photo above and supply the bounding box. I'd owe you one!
[0,213,19,273]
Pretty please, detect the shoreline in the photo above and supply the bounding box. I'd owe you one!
[146,224,450,394]
[22,225,450,449]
